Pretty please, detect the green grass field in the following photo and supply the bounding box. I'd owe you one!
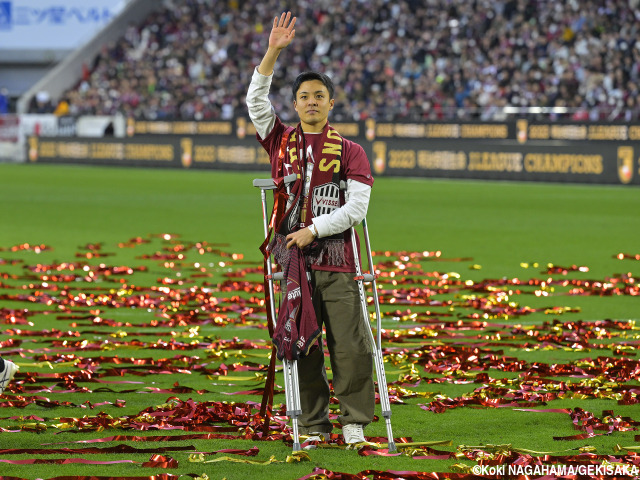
[0,163,639,480]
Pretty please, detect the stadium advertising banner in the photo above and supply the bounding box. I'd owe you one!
[0,0,125,52]
[361,119,640,185]
[26,135,271,171]
[368,139,635,185]
[126,118,640,144]
[26,119,640,186]
[0,114,19,142]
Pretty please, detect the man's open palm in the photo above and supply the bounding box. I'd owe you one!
[269,11,296,49]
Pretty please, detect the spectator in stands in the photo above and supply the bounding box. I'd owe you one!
[31,91,55,114]
[41,0,640,123]
[53,96,70,116]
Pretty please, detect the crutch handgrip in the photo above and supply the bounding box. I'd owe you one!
[253,174,297,190]
[354,273,376,282]
[267,272,285,281]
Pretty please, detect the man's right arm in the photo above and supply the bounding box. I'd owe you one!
[246,11,296,139]
[246,68,276,140]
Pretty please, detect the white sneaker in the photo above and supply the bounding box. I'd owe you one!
[302,432,325,450]
[0,360,19,394]
[342,424,365,444]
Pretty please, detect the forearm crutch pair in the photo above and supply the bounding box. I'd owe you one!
[253,174,302,452]
[350,217,397,452]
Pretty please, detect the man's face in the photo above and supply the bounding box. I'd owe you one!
[293,79,334,132]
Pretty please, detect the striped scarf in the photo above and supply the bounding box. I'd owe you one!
[272,245,321,360]
[270,122,345,268]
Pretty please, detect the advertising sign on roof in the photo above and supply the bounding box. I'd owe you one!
[0,0,126,52]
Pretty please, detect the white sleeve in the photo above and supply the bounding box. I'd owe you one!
[312,179,371,237]
[246,67,276,140]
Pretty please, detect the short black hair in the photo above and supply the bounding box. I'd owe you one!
[292,71,334,100]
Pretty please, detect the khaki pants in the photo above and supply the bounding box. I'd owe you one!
[297,270,374,434]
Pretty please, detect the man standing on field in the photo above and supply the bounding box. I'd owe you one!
[246,11,375,445]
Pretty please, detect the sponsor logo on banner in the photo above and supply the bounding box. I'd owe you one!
[312,183,340,216]
[516,119,528,143]
[181,138,193,168]
[372,141,387,174]
[28,136,39,162]
[617,146,634,184]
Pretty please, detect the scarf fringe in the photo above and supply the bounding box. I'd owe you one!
[270,233,345,268]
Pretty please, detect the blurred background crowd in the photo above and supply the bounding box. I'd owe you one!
[30,0,640,123]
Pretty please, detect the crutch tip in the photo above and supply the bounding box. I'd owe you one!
[292,442,302,451]
[387,441,398,453]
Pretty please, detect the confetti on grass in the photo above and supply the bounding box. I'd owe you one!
[0,236,638,478]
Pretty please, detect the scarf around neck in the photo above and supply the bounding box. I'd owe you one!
[269,122,345,268]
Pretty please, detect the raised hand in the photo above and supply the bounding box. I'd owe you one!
[269,11,296,50]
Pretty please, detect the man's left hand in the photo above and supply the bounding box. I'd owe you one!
[286,227,315,249]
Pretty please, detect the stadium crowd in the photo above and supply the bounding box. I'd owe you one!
[36,0,640,122]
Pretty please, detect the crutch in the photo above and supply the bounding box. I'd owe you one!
[346,185,397,452]
[253,174,302,452]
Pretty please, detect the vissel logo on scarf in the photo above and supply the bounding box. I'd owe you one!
[312,183,340,217]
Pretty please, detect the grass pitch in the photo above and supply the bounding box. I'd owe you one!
[0,163,638,479]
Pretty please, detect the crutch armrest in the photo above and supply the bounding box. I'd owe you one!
[253,178,277,189]
[283,173,297,185]
[253,174,297,190]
